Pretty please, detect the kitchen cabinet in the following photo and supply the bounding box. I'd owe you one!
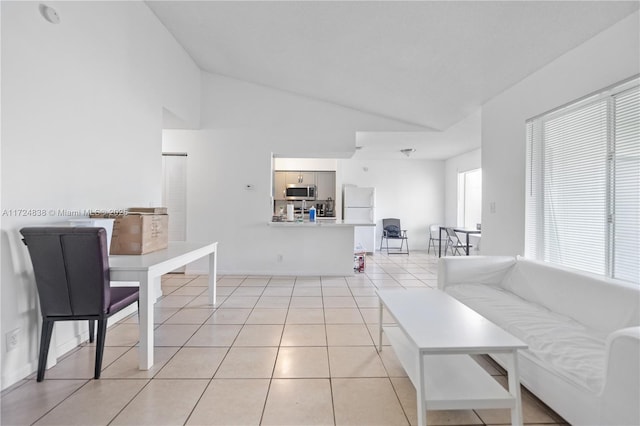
[274,170,336,202]
[274,171,315,200]
[315,171,336,201]
[285,171,315,185]
[273,171,287,200]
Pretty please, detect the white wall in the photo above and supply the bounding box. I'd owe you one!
[444,148,481,228]
[274,158,338,171]
[338,159,445,251]
[163,72,431,274]
[200,73,428,158]
[481,12,639,255]
[1,1,200,388]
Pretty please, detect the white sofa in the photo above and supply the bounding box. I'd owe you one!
[438,256,640,426]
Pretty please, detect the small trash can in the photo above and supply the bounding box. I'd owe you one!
[354,251,366,273]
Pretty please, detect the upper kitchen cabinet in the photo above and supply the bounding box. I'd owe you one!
[273,169,336,202]
[274,171,316,200]
[285,171,315,185]
[316,171,336,201]
[273,171,287,200]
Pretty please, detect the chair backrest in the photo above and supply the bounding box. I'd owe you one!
[382,218,402,237]
[20,227,111,318]
[445,227,461,242]
[429,224,441,238]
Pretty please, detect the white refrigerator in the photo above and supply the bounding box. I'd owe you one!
[343,186,376,252]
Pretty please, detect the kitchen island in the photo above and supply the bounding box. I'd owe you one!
[267,219,375,275]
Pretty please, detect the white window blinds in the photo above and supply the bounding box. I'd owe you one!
[612,87,640,282]
[525,78,639,284]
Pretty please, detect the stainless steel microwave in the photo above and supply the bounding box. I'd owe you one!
[285,184,316,201]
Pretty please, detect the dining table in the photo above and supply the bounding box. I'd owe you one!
[109,241,218,369]
[438,226,481,257]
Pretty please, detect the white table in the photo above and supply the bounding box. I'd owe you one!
[438,227,481,256]
[109,241,218,370]
[376,289,527,426]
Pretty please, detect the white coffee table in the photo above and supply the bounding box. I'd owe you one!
[376,289,527,426]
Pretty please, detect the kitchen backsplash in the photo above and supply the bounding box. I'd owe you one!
[273,199,335,217]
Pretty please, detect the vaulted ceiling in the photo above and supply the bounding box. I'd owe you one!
[147,1,638,159]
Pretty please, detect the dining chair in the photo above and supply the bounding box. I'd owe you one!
[20,227,139,381]
[427,224,443,255]
[444,227,470,256]
[380,218,409,254]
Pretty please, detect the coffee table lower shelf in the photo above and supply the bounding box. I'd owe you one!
[383,325,517,411]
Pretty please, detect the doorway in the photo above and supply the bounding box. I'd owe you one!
[457,168,482,229]
[162,153,187,271]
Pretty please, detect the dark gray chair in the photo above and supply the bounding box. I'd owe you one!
[380,218,409,254]
[20,227,139,381]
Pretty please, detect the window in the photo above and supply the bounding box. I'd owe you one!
[525,78,639,283]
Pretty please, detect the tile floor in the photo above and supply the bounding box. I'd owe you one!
[1,251,568,426]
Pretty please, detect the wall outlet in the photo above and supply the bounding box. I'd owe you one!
[6,328,20,351]
[490,201,496,214]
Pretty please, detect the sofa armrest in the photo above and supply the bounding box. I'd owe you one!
[600,326,640,425]
[437,256,516,290]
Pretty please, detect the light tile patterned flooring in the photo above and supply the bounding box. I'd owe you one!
[1,251,568,425]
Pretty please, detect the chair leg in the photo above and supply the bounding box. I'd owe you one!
[94,319,108,379]
[37,320,54,382]
[406,238,409,255]
[88,320,95,343]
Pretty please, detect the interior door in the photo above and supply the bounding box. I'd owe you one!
[162,153,187,272]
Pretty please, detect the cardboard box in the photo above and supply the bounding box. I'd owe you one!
[127,207,168,214]
[109,213,168,255]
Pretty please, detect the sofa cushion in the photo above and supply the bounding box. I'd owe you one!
[500,257,640,334]
[445,283,607,393]
[438,256,516,288]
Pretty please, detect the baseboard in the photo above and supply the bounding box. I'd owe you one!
[1,360,39,390]
[0,304,138,391]
[216,270,356,277]
[185,266,360,277]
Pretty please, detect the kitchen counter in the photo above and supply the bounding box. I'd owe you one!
[265,218,373,275]
[269,219,375,227]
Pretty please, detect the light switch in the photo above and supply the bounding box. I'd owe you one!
[490,202,496,214]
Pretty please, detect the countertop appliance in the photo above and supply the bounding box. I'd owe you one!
[325,197,335,217]
[343,185,376,252]
[285,184,316,201]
